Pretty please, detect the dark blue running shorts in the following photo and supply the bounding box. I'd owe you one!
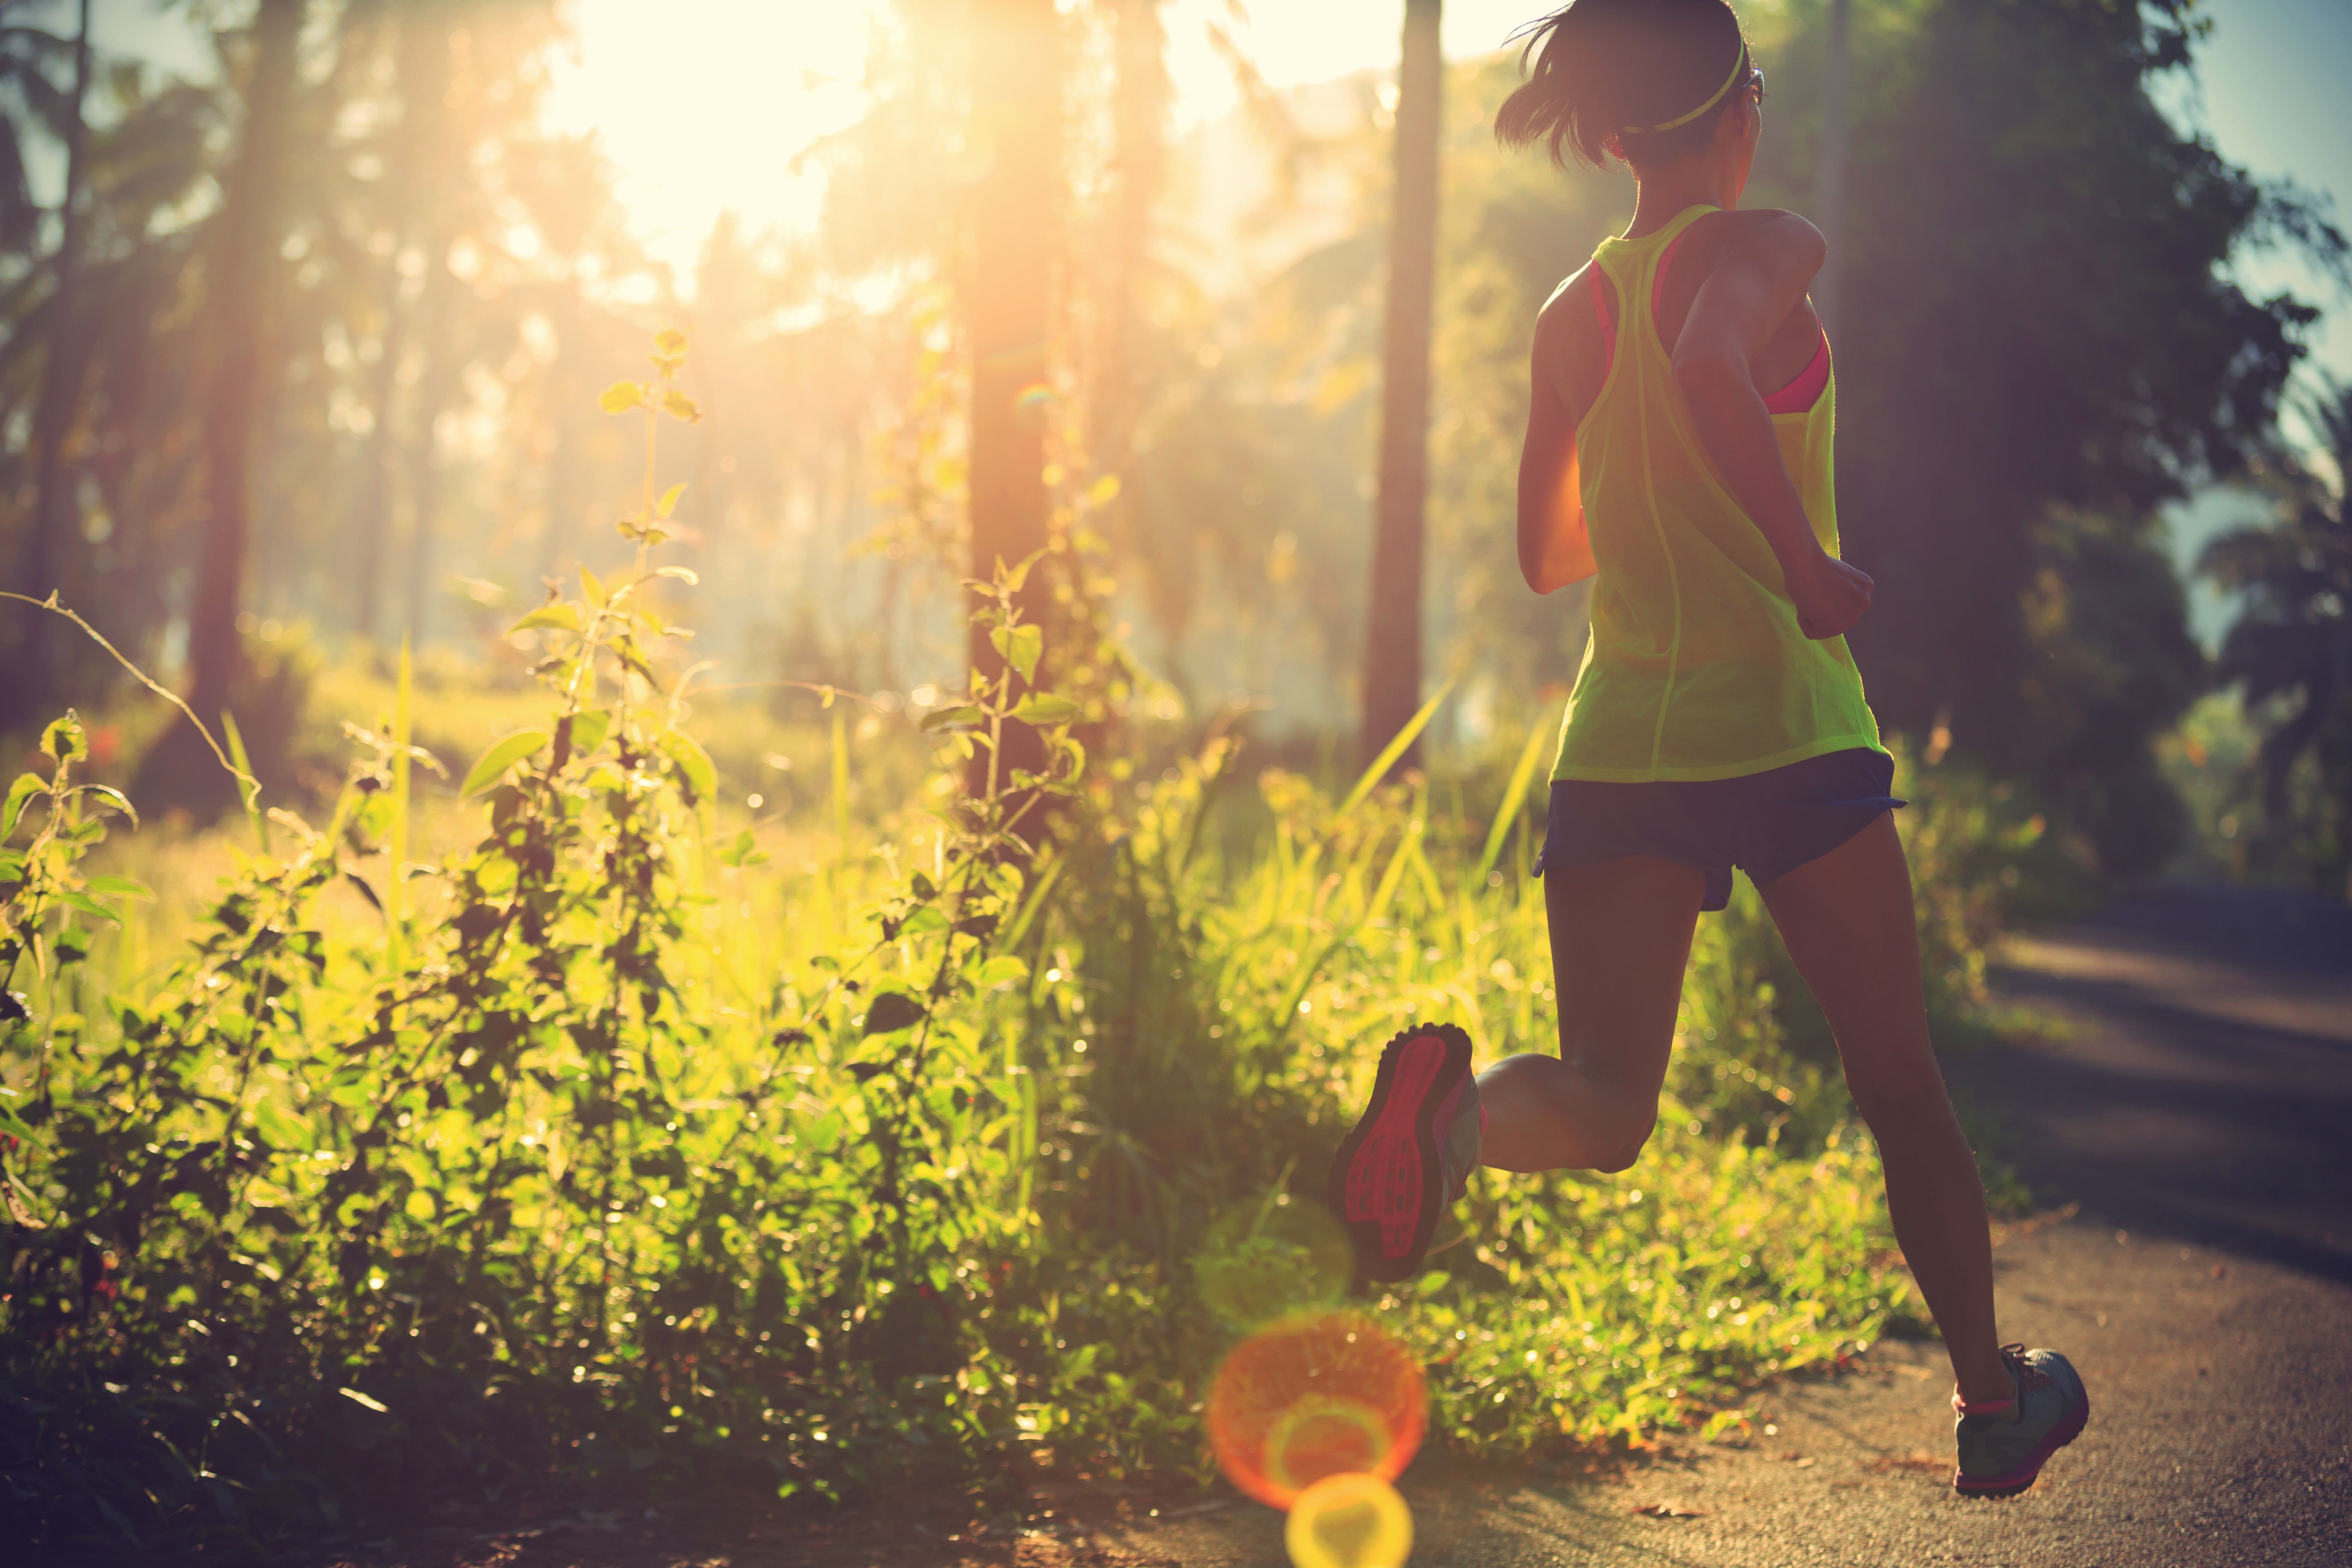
[1534,747,1905,912]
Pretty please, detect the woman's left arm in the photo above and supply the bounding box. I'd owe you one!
[1517,305,1595,594]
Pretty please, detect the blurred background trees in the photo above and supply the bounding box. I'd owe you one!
[0,0,2343,890]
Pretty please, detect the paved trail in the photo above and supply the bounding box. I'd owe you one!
[1100,886,2352,1568]
[312,888,2352,1568]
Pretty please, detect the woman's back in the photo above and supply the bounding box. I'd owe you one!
[1543,203,1881,783]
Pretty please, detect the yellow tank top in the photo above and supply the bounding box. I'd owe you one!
[1551,203,1885,784]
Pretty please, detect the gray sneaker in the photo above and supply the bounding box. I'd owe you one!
[1953,1345,2089,1498]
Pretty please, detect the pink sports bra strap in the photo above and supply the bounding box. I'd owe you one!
[1763,334,1831,415]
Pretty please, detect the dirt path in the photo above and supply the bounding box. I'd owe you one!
[304,887,2352,1568]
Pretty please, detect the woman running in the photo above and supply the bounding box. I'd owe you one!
[1329,0,2088,1499]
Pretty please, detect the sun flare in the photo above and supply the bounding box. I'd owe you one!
[544,0,889,272]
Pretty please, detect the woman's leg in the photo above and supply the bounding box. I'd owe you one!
[1754,813,2013,1406]
[1479,854,1706,1174]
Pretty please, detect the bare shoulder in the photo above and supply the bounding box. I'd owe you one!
[1536,258,1611,351]
[1706,207,1826,273]
[1532,258,1616,414]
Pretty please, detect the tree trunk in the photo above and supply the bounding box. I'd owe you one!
[403,305,458,648]
[1361,0,1442,770]
[1814,0,1850,333]
[400,29,462,653]
[186,0,306,731]
[964,0,1060,797]
[1094,0,1166,477]
[13,0,95,723]
[355,10,439,646]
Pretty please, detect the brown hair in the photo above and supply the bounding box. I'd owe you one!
[1495,0,1750,170]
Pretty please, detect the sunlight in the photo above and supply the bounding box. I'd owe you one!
[543,0,1544,285]
[543,0,887,274]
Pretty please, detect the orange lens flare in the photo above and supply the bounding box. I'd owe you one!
[1205,1310,1426,1509]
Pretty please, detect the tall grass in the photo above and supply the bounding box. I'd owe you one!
[0,337,2049,1554]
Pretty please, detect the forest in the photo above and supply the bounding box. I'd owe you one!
[2,0,2348,1554]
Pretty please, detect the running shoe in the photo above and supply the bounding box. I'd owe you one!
[1328,1022,1483,1284]
[1952,1344,2089,1498]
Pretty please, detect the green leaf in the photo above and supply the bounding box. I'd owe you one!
[461,730,552,797]
[659,388,702,423]
[1009,693,1080,727]
[992,623,1044,685]
[0,1099,41,1144]
[657,482,687,519]
[1001,547,1047,596]
[39,715,85,764]
[567,710,612,757]
[653,327,688,359]
[1339,680,1454,817]
[598,380,646,414]
[720,829,768,868]
[973,955,1029,989]
[342,871,385,917]
[79,786,136,824]
[920,705,986,733]
[83,875,154,902]
[657,729,716,806]
[862,991,927,1036]
[508,602,581,635]
[654,565,699,584]
[898,906,950,935]
[580,566,607,608]
[2,774,45,842]
[56,890,120,924]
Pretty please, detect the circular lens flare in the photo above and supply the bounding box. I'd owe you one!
[1264,1393,1395,1491]
[1285,1472,1413,1568]
[1206,1311,1426,1508]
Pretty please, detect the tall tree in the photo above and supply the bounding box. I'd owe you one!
[14,0,91,717]
[350,2,443,646]
[185,0,306,735]
[2202,382,2352,894]
[1361,0,1441,768]
[1812,0,1847,333]
[1778,0,2336,869]
[964,0,1060,788]
[1093,0,1166,477]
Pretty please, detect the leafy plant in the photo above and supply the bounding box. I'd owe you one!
[0,334,2048,1554]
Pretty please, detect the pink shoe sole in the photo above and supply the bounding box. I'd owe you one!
[1328,1023,1473,1284]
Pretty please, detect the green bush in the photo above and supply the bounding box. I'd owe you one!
[0,339,2049,1555]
